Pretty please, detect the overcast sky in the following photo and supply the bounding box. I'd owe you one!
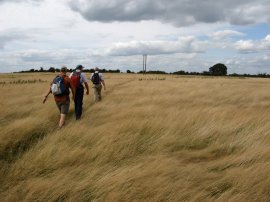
[0,0,270,73]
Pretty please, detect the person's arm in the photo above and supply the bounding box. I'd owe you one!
[84,82,89,95]
[101,80,106,90]
[90,73,93,82]
[82,73,89,95]
[43,85,51,103]
[100,74,106,90]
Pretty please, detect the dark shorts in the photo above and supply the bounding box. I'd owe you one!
[55,99,70,115]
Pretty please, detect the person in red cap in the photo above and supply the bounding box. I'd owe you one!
[69,65,89,120]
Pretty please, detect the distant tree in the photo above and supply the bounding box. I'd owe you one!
[209,63,227,76]
[229,73,239,77]
[48,67,55,72]
[147,70,167,74]
[173,70,186,75]
[30,68,35,72]
[258,73,267,78]
[127,70,135,73]
[202,71,210,76]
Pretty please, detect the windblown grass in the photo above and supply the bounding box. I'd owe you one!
[0,73,270,201]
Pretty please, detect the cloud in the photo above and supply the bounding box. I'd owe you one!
[0,0,21,3]
[235,40,256,53]
[0,0,42,4]
[235,35,270,53]
[0,0,40,5]
[225,54,270,74]
[104,36,207,56]
[0,31,28,49]
[209,30,245,40]
[69,0,270,26]
[14,49,86,63]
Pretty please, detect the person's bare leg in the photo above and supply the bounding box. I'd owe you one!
[59,114,66,128]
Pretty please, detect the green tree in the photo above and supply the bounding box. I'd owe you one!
[48,67,55,72]
[209,63,227,76]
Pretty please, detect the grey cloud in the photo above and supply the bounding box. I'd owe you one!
[0,0,20,3]
[0,0,42,4]
[69,0,270,26]
[0,32,28,49]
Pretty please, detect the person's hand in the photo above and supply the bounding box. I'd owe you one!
[43,96,47,104]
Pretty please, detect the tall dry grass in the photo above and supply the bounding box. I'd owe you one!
[1,73,270,201]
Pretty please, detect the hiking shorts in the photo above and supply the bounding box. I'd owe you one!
[55,99,70,115]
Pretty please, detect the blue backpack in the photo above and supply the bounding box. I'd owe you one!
[51,75,67,96]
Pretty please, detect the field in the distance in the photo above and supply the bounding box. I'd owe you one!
[1,73,270,201]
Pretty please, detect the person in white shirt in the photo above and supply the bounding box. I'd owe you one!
[90,67,106,102]
[69,65,89,120]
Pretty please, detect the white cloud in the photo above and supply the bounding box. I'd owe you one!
[209,30,245,40]
[265,35,270,41]
[235,40,256,53]
[234,35,270,53]
[104,36,207,56]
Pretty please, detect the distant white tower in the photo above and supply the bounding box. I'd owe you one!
[143,54,147,73]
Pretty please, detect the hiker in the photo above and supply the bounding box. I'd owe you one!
[43,66,75,128]
[90,67,106,102]
[69,65,89,120]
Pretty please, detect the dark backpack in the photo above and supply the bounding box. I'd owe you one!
[92,72,100,85]
[51,75,67,96]
[70,71,81,88]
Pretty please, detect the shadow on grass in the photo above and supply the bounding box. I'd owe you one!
[0,128,50,163]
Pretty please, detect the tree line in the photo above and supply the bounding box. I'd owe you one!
[136,63,270,78]
[17,63,270,78]
[18,67,121,73]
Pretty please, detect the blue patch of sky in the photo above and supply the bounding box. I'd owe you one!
[233,23,270,40]
[204,48,236,60]
[197,35,209,41]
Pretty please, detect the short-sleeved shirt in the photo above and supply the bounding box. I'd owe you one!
[53,75,71,102]
[90,71,104,84]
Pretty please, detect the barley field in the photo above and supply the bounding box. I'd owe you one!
[0,72,270,201]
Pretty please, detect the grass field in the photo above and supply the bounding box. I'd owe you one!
[1,72,270,201]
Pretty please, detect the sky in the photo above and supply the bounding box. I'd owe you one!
[0,0,270,74]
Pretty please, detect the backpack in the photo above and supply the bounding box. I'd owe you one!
[70,71,82,88]
[92,72,100,85]
[51,75,67,96]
